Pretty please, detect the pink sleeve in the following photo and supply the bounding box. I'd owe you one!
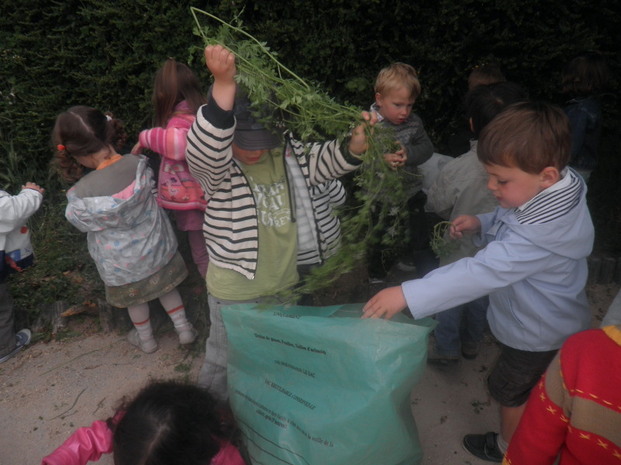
[210,441,245,465]
[139,126,189,161]
[41,420,114,465]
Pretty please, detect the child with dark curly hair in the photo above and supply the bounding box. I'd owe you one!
[53,106,196,354]
[41,380,244,465]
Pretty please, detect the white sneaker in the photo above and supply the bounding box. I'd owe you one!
[0,329,31,363]
[127,329,158,354]
[395,260,417,272]
[176,323,198,345]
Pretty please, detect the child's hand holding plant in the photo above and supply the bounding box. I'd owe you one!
[205,44,237,111]
[430,214,481,259]
[450,215,481,239]
[348,111,378,156]
[383,142,407,169]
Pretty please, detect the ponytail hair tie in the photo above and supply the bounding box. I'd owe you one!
[57,144,66,151]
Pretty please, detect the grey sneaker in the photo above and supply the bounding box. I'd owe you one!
[0,329,32,364]
[427,345,459,366]
[176,323,198,345]
[127,329,158,354]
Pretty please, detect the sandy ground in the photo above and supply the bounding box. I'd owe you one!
[0,282,618,465]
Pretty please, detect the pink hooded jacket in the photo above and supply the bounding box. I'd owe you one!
[41,412,244,465]
[132,101,207,211]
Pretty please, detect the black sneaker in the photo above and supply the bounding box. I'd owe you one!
[461,340,481,359]
[463,432,503,462]
[0,329,32,364]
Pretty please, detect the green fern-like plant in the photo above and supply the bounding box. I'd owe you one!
[430,221,459,259]
[191,9,411,300]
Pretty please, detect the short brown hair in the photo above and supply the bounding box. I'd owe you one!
[468,63,506,90]
[477,101,571,173]
[374,62,421,99]
[561,52,611,96]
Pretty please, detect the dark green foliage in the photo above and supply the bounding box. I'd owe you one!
[0,0,619,315]
[8,190,103,320]
[1,0,618,184]
[0,0,219,189]
[218,0,619,146]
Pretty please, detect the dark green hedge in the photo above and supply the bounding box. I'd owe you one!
[1,0,619,248]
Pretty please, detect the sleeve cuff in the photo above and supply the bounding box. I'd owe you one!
[200,94,235,130]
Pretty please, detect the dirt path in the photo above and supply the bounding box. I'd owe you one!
[0,322,202,465]
[1,283,618,465]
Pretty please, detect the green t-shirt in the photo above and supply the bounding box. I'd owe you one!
[207,151,298,300]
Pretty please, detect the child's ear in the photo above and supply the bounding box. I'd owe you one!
[468,117,475,133]
[374,92,383,106]
[539,166,561,188]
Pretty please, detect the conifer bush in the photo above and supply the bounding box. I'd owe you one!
[0,0,618,321]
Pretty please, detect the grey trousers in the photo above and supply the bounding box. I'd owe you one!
[197,295,266,403]
[602,288,621,327]
[0,282,16,357]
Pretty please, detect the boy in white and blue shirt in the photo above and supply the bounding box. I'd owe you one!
[363,101,594,462]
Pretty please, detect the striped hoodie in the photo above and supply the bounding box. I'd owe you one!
[186,98,360,280]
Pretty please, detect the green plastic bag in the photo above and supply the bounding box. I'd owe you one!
[221,303,434,465]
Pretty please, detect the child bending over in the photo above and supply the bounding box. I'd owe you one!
[425,81,527,364]
[363,101,594,462]
[41,380,244,465]
[0,182,44,363]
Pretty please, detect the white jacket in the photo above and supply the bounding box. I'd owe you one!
[0,188,42,276]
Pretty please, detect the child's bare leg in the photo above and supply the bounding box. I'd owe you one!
[500,403,526,446]
[159,289,197,344]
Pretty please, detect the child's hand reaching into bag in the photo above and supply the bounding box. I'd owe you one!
[362,285,407,319]
[383,143,406,169]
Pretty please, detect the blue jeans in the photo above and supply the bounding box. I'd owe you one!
[433,296,488,357]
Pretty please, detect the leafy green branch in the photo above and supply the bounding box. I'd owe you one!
[191,9,410,299]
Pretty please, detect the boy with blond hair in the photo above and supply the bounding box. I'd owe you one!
[363,101,594,462]
[368,62,435,279]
